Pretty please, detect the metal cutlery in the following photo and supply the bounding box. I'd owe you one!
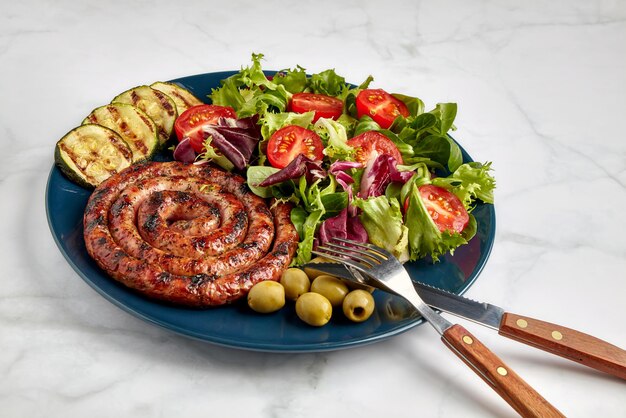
[313,238,564,418]
[306,261,626,381]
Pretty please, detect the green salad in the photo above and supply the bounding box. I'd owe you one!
[172,54,496,266]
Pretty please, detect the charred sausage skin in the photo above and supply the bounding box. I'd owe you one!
[83,161,298,307]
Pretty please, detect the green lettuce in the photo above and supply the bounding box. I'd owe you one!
[432,162,496,209]
[272,65,308,93]
[197,136,235,171]
[214,54,495,264]
[292,209,323,265]
[308,69,347,97]
[354,195,409,262]
[246,166,280,198]
[388,102,463,172]
[292,177,348,264]
[259,111,315,140]
[210,53,291,118]
[392,93,425,118]
[313,118,355,162]
[248,168,349,264]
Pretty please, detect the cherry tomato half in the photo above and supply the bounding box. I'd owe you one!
[355,89,410,129]
[413,185,469,233]
[290,93,343,122]
[266,125,324,169]
[174,105,237,153]
[346,131,403,166]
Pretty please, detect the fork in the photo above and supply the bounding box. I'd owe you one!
[313,238,564,418]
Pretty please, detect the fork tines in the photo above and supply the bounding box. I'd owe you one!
[312,238,391,273]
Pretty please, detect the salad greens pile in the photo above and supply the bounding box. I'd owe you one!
[203,54,495,265]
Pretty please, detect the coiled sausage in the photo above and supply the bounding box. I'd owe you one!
[83,161,298,307]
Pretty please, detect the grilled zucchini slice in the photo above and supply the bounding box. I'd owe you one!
[112,86,177,145]
[55,124,132,188]
[83,103,158,162]
[150,81,203,114]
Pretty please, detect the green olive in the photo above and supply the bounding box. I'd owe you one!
[303,257,375,293]
[342,289,375,322]
[310,275,349,307]
[247,281,285,313]
[280,268,310,301]
[295,292,332,326]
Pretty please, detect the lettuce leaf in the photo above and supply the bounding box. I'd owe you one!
[291,177,348,264]
[314,118,355,162]
[259,111,315,140]
[353,116,381,136]
[212,54,495,264]
[210,53,291,118]
[389,102,463,172]
[354,195,409,262]
[272,66,308,93]
[308,69,347,97]
[432,162,496,208]
[344,75,374,117]
[392,93,425,118]
[410,134,463,172]
[293,209,323,265]
[429,103,457,134]
[196,135,235,171]
[246,165,280,198]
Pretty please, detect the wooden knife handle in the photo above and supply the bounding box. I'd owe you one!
[499,312,626,380]
[442,324,564,418]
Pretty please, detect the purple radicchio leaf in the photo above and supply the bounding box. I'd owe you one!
[329,160,362,216]
[329,160,362,172]
[359,154,414,198]
[172,137,197,163]
[202,117,261,171]
[318,208,368,245]
[231,115,261,132]
[258,154,326,187]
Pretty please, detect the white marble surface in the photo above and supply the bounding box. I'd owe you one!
[2,0,625,417]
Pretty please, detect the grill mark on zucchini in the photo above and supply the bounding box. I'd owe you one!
[112,86,176,145]
[83,103,158,162]
[156,91,176,116]
[150,82,203,114]
[57,143,95,182]
[108,104,148,156]
[130,91,141,106]
[55,124,133,188]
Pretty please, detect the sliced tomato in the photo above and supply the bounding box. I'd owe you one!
[174,105,237,153]
[414,185,469,233]
[346,131,403,166]
[266,125,324,169]
[290,93,343,122]
[356,89,410,129]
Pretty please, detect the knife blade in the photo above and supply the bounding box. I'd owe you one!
[305,262,626,380]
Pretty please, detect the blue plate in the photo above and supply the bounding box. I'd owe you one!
[45,71,496,352]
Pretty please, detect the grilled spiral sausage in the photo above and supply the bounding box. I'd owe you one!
[83,161,298,307]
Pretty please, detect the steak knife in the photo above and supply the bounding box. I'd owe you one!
[305,262,626,380]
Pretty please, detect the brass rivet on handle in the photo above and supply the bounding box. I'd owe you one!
[552,331,563,341]
[497,367,508,376]
[516,319,528,328]
[462,335,473,345]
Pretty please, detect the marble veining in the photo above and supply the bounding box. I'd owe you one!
[1,1,625,417]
